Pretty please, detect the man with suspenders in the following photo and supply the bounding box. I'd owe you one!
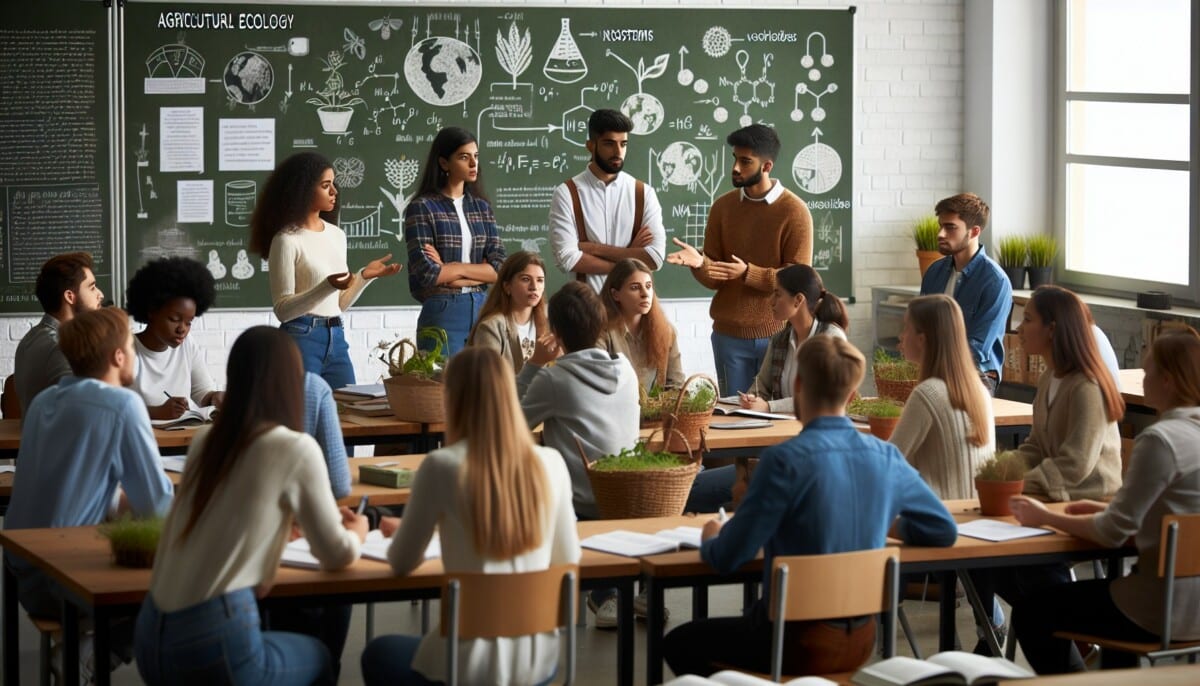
[549,109,666,293]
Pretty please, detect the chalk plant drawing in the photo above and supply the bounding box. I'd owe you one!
[495,21,532,88]
[308,51,366,134]
[607,49,670,135]
[380,157,420,236]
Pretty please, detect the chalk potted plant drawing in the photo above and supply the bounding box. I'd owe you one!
[308,51,365,134]
[606,49,670,135]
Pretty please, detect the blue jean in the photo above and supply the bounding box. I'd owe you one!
[134,587,335,686]
[282,316,356,392]
[711,332,770,397]
[417,291,486,358]
[361,633,554,686]
[684,464,736,514]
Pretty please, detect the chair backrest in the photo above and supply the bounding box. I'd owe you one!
[2,375,19,420]
[1157,513,1200,579]
[441,563,579,686]
[768,547,900,681]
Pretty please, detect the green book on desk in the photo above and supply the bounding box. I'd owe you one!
[358,465,415,488]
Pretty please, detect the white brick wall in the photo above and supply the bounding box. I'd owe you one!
[0,0,965,390]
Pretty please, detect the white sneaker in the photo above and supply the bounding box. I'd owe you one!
[587,595,619,630]
[633,588,670,623]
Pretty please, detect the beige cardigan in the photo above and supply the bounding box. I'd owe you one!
[889,378,995,499]
[1019,370,1123,502]
[469,314,527,373]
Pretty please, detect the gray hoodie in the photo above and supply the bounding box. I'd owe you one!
[517,348,640,518]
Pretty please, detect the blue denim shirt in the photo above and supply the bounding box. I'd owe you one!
[303,372,351,499]
[701,416,957,596]
[920,245,1013,380]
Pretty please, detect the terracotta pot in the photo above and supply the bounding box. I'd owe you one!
[975,478,1025,516]
[916,250,942,278]
[866,415,900,440]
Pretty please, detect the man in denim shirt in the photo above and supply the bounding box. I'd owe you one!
[920,193,1012,395]
[663,336,956,677]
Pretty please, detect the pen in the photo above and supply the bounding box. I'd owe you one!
[718,507,728,523]
[163,390,173,401]
[355,494,369,516]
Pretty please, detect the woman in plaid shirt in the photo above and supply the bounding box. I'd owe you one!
[404,127,507,356]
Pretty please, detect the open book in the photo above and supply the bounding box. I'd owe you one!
[150,401,217,430]
[281,530,441,570]
[713,399,793,421]
[851,652,1033,686]
[333,383,387,400]
[581,527,703,557]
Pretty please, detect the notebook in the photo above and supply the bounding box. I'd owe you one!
[956,519,1053,542]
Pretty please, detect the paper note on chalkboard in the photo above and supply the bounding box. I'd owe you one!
[160,107,204,172]
[177,180,214,224]
[219,118,276,171]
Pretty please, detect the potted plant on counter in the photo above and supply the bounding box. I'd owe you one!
[1026,235,1058,289]
[996,235,1028,291]
[872,348,920,403]
[849,397,904,440]
[974,450,1028,516]
[913,215,942,278]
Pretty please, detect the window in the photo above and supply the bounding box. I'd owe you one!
[1059,0,1197,298]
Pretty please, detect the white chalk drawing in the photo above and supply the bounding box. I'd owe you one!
[142,228,198,262]
[280,64,293,113]
[544,18,586,84]
[343,27,367,61]
[404,15,483,107]
[333,157,366,188]
[135,124,151,219]
[260,258,270,273]
[518,237,547,254]
[560,85,597,147]
[146,175,158,201]
[607,50,669,135]
[223,51,273,108]
[146,41,205,78]
[308,51,366,134]
[791,81,837,123]
[354,55,400,92]
[371,99,417,132]
[702,26,733,59]
[496,21,533,88]
[343,203,384,239]
[380,157,420,236]
[245,37,309,57]
[695,96,729,125]
[791,127,842,195]
[721,50,775,128]
[370,15,403,41]
[801,32,834,82]
[812,211,842,269]
[224,180,256,227]
[651,141,704,189]
[232,249,255,280]
[676,47,694,86]
[206,250,228,280]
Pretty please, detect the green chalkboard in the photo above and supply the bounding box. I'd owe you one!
[122,2,854,308]
[0,0,112,314]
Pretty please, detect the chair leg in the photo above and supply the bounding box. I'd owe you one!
[40,630,52,686]
[365,603,375,642]
[1091,560,1105,580]
[897,606,923,659]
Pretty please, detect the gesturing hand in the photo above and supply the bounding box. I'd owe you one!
[665,237,704,269]
[326,272,352,290]
[363,254,402,280]
[529,332,562,366]
[708,254,748,281]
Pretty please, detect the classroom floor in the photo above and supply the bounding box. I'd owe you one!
[10,582,1027,685]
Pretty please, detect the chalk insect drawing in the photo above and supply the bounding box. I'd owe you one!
[344,28,367,61]
[606,49,670,135]
[370,15,403,41]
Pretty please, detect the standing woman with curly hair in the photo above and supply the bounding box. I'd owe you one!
[250,151,400,391]
[405,127,506,357]
[125,256,223,420]
[599,258,684,390]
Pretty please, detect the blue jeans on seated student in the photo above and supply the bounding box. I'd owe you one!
[361,634,555,686]
[711,332,769,397]
[134,587,335,686]
[416,291,486,358]
[282,316,355,393]
[684,465,736,515]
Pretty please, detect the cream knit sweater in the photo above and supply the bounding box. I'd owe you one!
[889,378,995,499]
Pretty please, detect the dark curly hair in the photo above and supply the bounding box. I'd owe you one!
[125,257,216,323]
[249,151,337,258]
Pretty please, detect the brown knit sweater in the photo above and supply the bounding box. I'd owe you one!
[690,185,813,339]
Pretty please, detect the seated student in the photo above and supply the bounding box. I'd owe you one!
[739,264,848,413]
[1009,326,1200,673]
[663,336,957,677]
[363,347,580,686]
[4,307,173,668]
[13,252,104,414]
[599,258,685,391]
[124,257,223,419]
[303,371,352,498]
[466,250,547,373]
[134,327,366,686]
[889,294,995,500]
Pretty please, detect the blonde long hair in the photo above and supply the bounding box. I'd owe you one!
[445,347,549,557]
[906,295,991,447]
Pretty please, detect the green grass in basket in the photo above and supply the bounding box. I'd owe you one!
[591,444,684,472]
[99,515,163,552]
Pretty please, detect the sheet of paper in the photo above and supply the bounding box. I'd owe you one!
[160,457,186,473]
[177,180,214,224]
[957,519,1054,542]
[581,530,679,557]
[359,529,441,562]
[218,118,275,171]
[159,107,204,172]
[655,526,703,549]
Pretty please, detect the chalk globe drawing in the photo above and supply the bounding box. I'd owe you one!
[792,143,842,195]
[223,51,273,105]
[621,92,665,135]
[404,37,482,106]
[656,142,704,186]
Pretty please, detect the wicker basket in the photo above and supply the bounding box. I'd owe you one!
[661,374,717,453]
[874,375,919,403]
[578,430,703,519]
[381,338,446,423]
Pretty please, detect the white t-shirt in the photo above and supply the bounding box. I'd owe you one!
[515,317,536,361]
[132,336,217,407]
[452,196,474,293]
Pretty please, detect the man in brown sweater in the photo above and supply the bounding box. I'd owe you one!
[667,124,813,395]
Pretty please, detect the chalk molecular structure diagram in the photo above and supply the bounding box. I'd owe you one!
[720,50,775,128]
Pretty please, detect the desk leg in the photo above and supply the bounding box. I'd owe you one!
[616,579,634,686]
[960,572,1002,656]
[63,601,79,686]
[92,607,111,686]
[3,561,18,686]
[646,578,665,686]
[691,583,707,620]
[937,571,957,652]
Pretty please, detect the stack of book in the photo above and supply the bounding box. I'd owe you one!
[334,384,392,417]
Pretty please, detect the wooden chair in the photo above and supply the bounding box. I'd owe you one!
[441,564,579,686]
[2,375,20,419]
[1054,514,1200,666]
[748,547,901,682]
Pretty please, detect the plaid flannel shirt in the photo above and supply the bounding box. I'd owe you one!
[404,192,505,301]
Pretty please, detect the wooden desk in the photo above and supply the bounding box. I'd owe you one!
[1120,368,1147,407]
[999,664,1200,684]
[337,454,427,508]
[636,505,1131,685]
[0,522,642,686]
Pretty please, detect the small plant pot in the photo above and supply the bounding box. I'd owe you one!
[316,106,355,134]
[1002,266,1026,291]
[975,478,1025,516]
[112,546,156,569]
[915,250,942,278]
[866,415,900,440]
[1027,267,1053,289]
